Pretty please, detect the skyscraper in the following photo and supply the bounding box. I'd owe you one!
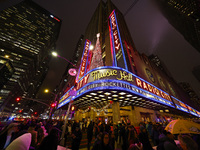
[156,0,200,52]
[0,0,61,113]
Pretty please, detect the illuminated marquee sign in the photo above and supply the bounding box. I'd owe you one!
[76,80,174,107]
[76,39,91,82]
[171,96,189,113]
[86,49,93,73]
[135,78,172,102]
[187,105,198,117]
[196,110,200,117]
[58,67,199,117]
[74,67,173,105]
[109,10,127,70]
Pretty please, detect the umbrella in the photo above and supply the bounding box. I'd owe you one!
[165,119,200,134]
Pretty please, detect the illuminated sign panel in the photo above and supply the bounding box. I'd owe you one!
[76,39,91,82]
[109,10,127,70]
[75,80,174,108]
[58,67,200,117]
[135,77,172,102]
[187,105,198,116]
[86,50,93,73]
[124,41,136,73]
[59,67,173,108]
[196,110,200,117]
[171,96,189,113]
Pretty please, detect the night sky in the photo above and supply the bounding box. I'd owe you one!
[1,0,200,101]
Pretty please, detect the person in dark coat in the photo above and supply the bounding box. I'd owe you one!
[92,132,114,150]
[157,130,179,150]
[151,124,160,146]
[138,126,153,150]
[0,123,19,149]
[94,123,100,138]
[37,127,60,150]
[87,121,94,150]
[71,126,82,150]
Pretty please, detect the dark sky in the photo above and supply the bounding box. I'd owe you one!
[1,0,200,100]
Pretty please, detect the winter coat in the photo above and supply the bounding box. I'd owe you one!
[157,134,179,150]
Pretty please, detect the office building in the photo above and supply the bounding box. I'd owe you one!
[0,0,61,113]
[156,0,200,52]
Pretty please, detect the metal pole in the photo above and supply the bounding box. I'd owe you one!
[60,98,73,146]
[23,97,50,107]
[49,94,58,119]
[58,55,77,68]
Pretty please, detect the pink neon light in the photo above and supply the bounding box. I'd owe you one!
[54,17,60,22]
[109,22,114,66]
[76,39,90,82]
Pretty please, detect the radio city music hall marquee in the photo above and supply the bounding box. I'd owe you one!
[59,67,172,106]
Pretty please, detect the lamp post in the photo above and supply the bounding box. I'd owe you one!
[52,52,77,68]
[60,89,76,146]
[44,89,58,119]
[51,50,92,146]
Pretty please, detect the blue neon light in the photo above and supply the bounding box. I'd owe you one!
[59,86,74,102]
[114,11,128,70]
[109,16,117,66]
[59,66,199,118]
[74,79,174,108]
[62,66,173,103]
[58,96,71,108]
[84,42,91,73]
[76,40,90,82]
[109,10,128,70]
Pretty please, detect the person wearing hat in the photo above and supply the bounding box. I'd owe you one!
[0,123,19,149]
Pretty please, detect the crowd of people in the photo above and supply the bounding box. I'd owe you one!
[0,119,199,150]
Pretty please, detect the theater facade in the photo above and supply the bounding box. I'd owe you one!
[57,1,200,125]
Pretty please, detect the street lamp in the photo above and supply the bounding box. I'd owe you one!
[51,52,77,68]
[44,89,58,119]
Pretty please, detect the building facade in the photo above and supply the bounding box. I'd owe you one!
[156,0,200,52]
[0,0,61,113]
[57,0,200,125]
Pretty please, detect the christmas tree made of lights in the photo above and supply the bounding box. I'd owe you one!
[90,33,104,70]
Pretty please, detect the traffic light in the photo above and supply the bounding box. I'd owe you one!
[51,103,56,108]
[16,97,21,102]
[34,112,37,115]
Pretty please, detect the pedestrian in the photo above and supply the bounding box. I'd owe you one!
[178,134,198,150]
[0,123,19,149]
[151,124,160,146]
[87,121,94,150]
[94,123,100,138]
[138,126,153,150]
[37,127,60,150]
[28,122,38,148]
[71,126,82,150]
[157,130,179,150]
[92,132,114,150]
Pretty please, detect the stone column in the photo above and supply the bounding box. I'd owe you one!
[112,102,121,124]
[74,110,79,121]
[90,108,96,121]
[128,106,135,125]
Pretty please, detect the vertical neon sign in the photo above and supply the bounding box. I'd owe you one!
[86,50,93,72]
[109,10,128,70]
[76,39,91,83]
